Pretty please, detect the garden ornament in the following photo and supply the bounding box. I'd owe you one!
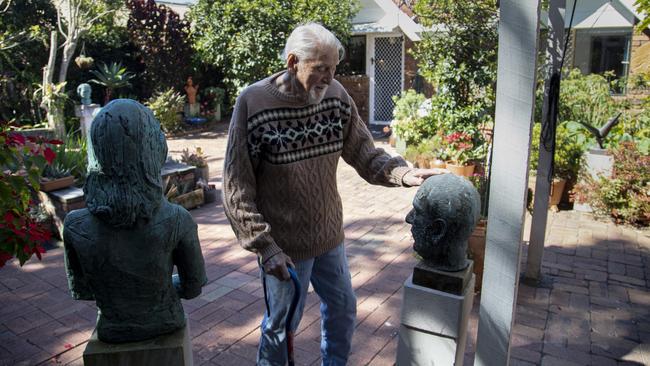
[406,174,481,271]
[184,76,199,105]
[63,99,207,343]
[77,83,92,105]
[578,112,621,149]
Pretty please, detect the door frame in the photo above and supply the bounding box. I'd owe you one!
[366,32,405,125]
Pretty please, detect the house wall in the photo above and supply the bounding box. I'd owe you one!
[630,32,650,76]
[335,75,370,124]
[403,38,434,97]
[627,31,650,98]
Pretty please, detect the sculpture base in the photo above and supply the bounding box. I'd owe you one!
[83,321,192,366]
[396,273,475,366]
[412,260,473,295]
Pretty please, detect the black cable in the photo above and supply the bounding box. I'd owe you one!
[540,0,578,184]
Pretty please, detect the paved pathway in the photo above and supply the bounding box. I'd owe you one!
[1,124,648,365]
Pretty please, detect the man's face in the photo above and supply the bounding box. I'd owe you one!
[294,45,338,104]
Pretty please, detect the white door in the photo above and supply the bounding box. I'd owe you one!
[370,35,404,125]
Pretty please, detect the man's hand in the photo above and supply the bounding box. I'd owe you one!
[402,168,449,187]
[263,252,295,281]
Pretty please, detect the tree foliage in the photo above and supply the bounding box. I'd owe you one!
[636,0,650,32]
[413,0,497,106]
[0,0,57,124]
[187,0,359,102]
[127,0,192,95]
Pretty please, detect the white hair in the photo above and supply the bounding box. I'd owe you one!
[282,23,345,63]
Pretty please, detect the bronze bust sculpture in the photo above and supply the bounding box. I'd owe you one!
[406,174,481,271]
[63,99,207,343]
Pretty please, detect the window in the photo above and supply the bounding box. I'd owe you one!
[337,36,366,76]
[589,34,630,78]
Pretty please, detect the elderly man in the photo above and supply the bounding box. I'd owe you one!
[223,23,445,365]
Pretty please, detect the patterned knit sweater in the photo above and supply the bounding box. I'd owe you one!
[222,71,411,262]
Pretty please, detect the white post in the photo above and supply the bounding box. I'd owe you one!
[524,0,567,283]
[474,1,541,366]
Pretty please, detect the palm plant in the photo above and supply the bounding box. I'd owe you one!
[89,62,135,104]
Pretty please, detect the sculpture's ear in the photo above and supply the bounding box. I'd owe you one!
[431,218,447,243]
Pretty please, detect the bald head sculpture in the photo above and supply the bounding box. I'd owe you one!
[406,174,481,271]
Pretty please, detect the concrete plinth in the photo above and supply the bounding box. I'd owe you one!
[83,321,192,366]
[396,272,475,366]
[575,148,614,212]
[74,104,101,137]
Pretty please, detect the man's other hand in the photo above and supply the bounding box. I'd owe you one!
[403,168,449,187]
[263,252,295,281]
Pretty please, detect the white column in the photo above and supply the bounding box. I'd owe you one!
[525,0,567,282]
[474,1,541,366]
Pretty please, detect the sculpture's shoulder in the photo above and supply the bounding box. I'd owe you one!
[63,208,93,232]
[153,200,195,228]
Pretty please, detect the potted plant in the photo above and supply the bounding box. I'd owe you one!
[443,132,476,177]
[529,122,586,209]
[180,147,209,182]
[40,163,74,192]
[74,44,94,70]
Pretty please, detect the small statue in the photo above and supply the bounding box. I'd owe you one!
[63,99,207,343]
[184,76,200,117]
[77,83,92,105]
[406,174,481,271]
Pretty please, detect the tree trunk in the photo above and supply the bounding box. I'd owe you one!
[42,31,57,89]
[41,31,66,139]
[57,40,77,85]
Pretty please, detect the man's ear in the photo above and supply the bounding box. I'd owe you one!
[287,54,299,73]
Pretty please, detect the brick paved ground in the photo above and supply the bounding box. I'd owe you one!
[1,124,648,365]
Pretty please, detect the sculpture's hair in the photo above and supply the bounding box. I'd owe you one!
[413,174,480,242]
[282,22,344,63]
[84,99,168,228]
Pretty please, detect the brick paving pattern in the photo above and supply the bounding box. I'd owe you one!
[1,124,648,365]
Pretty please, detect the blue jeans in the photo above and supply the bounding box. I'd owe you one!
[257,244,357,366]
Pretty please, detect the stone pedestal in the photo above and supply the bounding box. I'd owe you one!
[396,262,475,366]
[575,148,614,212]
[83,321,192,366]
[38,186,85,238]
[74,104,101,137]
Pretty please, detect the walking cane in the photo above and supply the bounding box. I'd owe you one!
[286,267,301,366]
[261,265,302,366]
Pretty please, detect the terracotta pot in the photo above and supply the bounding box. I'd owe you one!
[468,219,487,293]
[446,163,475,177]
[528,176,567,210]
[429,159,446,169]
[40,175,75,192]
[549,178,567,210]
[416,156,430,169]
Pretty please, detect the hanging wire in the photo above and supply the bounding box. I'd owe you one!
[540,0,578,184]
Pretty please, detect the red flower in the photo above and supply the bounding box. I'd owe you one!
[43,147,56,164]
[8,133,25,146]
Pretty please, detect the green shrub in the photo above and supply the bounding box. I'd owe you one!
[392,89,426,122]
[147,88,185,133]
[187,0,359,104]
[574,142,649,226]
[529,122,587,182]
